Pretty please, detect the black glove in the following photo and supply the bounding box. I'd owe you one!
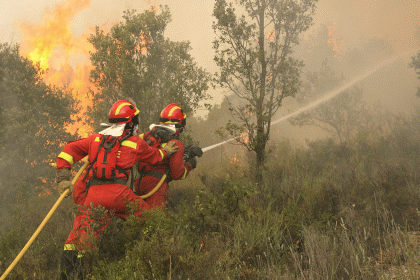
[189,146,203,157]
[186,156,197,169]
[183,145,192,160]
[153,128,171,143]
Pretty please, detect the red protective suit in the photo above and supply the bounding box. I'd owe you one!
[57,132,170,252]
[135,127,194,208]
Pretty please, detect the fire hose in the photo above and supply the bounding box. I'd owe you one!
[0,158,172,279]
[0,161,90,280]
[0,147,196,279]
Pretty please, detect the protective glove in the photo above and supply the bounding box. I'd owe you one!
[186,156,197,169]
[189,146,203,157]
[153,128,171,143]
[162,141,178,156]
[58,180,73,197]
[56,168,73,197]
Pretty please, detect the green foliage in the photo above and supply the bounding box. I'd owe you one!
[213,0,318,183]
[0,43,76,228]
[4,101,420,279]
[88,6,211,131]
[0,196,74,279]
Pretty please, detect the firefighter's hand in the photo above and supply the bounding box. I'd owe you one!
[186,157,197,169]
[58,180,73,197]
[162,141,178,156]
[153,128,170,143]
[189,146,203,157]
[56,168,72,198]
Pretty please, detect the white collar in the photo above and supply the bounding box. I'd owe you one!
[149,123,177,133]
[98,123,126,137]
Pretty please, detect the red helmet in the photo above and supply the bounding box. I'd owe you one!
[109,100,140,124]
[159,104,186,128]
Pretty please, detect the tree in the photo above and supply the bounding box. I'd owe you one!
[409,51,420,97]
[212,0,317,183]
[87,6,211,132]
[289,60,372,143]
[0,43,76,205]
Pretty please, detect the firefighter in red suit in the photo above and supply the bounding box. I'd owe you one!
[56,100,178,280]
[136,104,203,208]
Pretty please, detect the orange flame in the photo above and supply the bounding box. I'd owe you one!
[267,30,275,41]
[327,22,341,58]
[242,133,250,144]
[231,154,238,164]
[146,0,160,10]
[36,178,54,197]
[18,0,160,138]
[18,0,97,137]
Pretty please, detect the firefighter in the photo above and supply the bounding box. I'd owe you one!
[135,103,203,208]
[56,100,178,279]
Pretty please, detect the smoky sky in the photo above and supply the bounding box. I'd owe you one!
[2,0,420,64]
[1,0,419,111]
[315,0,420,51]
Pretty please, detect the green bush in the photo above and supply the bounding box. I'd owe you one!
[4,112,420,279]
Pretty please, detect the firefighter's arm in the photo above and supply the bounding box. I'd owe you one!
[137,139,178,165]
[168,140,195,180]
[56,137,91,196]
[56,137,91,170]
[183,145,203,169]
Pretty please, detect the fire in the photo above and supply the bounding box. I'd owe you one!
[17,0,159,137]
[327,22,341,57]
[242,132,250,144]
[18,0,97,137]
[36,178,54,197]
[231,154,238,164]
[267,30,275,41]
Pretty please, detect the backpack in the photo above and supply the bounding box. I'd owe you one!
[90,135,126,180]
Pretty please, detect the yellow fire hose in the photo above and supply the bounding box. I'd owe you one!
[0,160,90,280]
[0,161,166,279]
[140,174,167,199]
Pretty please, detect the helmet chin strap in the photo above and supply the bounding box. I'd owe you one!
[175,126,185,135]
[123,121,138,137]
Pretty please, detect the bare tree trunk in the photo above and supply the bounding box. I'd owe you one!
[255,1,266,186]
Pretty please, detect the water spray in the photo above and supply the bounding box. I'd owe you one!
[202,51,414,154]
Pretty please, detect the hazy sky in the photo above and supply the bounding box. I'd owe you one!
[2,1,419,61]
[1,0,419,114]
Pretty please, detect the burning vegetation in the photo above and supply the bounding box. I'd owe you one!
[18,0,97,137]
[1,0,420,279]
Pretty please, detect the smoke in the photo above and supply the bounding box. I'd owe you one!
[2,0,419,137]
[314,0,420,53]
[291,0,420,126]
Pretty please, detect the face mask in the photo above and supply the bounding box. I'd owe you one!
[132,125,139,136]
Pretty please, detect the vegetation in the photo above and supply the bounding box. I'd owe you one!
[212,0,318,184]
[0,43,76,232]
[87,6,212,131]
[2,3,420,280]
[409,51,420,97]
[290,60,374,143]
[2,104,420,279]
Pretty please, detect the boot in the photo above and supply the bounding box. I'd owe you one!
[60,250,84,280]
